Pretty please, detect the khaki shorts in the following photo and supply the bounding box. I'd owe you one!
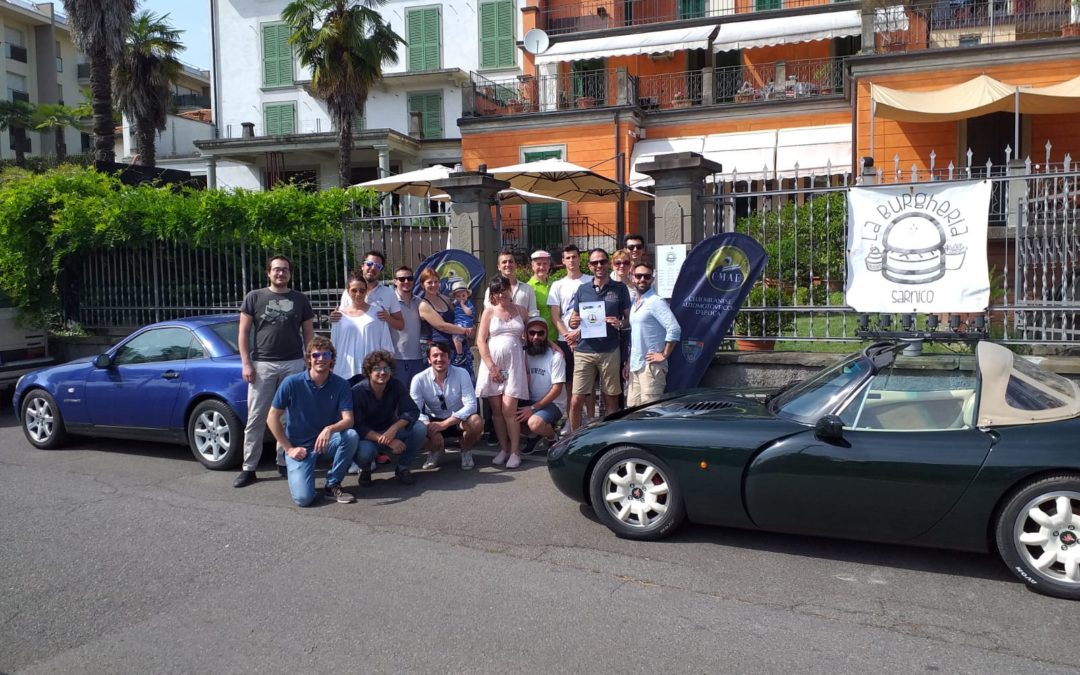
[627,361,668,407]
[573,349,622,396]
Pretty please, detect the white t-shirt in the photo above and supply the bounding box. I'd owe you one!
[546,275,592,342]
[330,308,395,381]
[526,347,567,413]
[338,283,402,316]
[484,279,538,317]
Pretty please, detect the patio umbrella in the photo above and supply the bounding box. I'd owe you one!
[353,165,454,197]
[431,188,566,206]
[486,158,653,203]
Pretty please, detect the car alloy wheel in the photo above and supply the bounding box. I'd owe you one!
[21,390,68,450]
[588,446,685,541]
[996,475,1080,599]
[187,400,242,470]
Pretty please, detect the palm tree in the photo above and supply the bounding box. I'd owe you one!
[62,0,135,164]
[0,100,35,167]
[113,10,183,168]
[283,0,404,188]
[32,103,89,162]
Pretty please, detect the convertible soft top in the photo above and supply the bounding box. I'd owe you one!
[976,341,1080,426]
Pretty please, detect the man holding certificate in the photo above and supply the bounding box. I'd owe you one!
[567,248,631,432]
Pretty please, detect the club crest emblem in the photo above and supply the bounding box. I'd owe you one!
[681,339,704,363]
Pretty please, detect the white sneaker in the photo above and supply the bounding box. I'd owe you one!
[506,453,522,469]
[492,450,509,465]
[422,452,440,470]
[461,451,475,470]
[347,462,360,475]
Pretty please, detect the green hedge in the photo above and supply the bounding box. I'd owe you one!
[0,165,377,319]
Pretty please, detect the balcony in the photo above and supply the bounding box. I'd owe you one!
[10,90,29,103]
[466,57,843,118]
[7,44,27,63]
[171,93,211,110]
[539,0,854,35]
[874,0,1071,50]
[465,69,638,116]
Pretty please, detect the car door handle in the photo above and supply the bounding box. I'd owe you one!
[161,371,180,380]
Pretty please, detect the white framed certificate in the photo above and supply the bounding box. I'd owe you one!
[656,244,687,298]
[578,301,607,339]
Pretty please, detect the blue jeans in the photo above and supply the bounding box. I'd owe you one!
[285,429,360,507]
[357,420,426,473]
[393,359,426,389]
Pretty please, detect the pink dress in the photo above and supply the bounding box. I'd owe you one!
[475,310,529,399]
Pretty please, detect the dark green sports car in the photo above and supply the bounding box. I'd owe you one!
[548,341,1080,600]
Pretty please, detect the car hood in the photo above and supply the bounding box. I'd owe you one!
[614,390,775,421]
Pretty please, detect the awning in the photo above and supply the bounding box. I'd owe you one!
[535,25,717,65]
[872,75,1016,122]
[630,126,851,184]
[712,10,861,52]
[1019,75,1080,115]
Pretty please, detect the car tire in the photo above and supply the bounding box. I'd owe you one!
[187,399,243,470]
[995,474,1080,600]
[588,445,685,541]
[21,389,68,450]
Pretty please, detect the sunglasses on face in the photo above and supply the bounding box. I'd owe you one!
[527,330,547,337]
[362,261,384,271]
[310,351,333,361]
[627,244,644,251]
[634,273,653,280]
[370,365,391,374]
[395,276,414,282]
[612,260,629,266]
[589,260,608,266]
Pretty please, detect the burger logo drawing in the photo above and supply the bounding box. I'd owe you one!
[866,213,967,285]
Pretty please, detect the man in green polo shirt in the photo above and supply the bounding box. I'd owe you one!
[526,249,554,335]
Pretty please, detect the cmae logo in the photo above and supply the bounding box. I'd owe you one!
[436,261,470,294]
[705,246,750,292]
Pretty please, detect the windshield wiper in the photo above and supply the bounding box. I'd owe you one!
[765,378,803,405]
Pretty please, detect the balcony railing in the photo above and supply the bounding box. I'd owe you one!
[466,69,638,116]
[874,0,1072,50]
[172,93,211,109]
[10,90,29,103]
[540,0,856,35]
[714,56,842,103]
[499,216,616,258]
[637,70,704,110]
[7,44,27,63]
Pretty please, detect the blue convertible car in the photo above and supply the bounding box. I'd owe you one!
[14,315,248,470]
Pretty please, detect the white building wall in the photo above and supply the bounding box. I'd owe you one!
[119,114,215,161]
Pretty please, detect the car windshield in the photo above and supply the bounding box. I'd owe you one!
[209,320,240,354]
[769,353,876,424]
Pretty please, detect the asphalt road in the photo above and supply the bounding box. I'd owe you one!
[2,410,1079,674]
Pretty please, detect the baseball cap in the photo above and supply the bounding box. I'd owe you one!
[530,250,551,260]
[526,315,548,328]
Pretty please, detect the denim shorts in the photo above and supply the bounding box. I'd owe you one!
[521,400,563,426]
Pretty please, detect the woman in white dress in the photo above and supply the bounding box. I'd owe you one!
[331,271,394,383]
[475,275,530,468]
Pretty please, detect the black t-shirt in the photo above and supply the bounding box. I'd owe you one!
[573,280,631,354]
[239,288,314,361]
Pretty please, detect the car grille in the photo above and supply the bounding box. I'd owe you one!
[681,401,736,412]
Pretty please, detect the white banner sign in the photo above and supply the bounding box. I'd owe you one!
[846,180,991,313]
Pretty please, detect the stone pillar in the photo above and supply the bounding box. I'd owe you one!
[206,155,217,189]
[616,67,629,105]
[637,152,721,247]
[701,67,713,105]
[374,144,391,216]
[861,8,876,54]
[430,171,510,277]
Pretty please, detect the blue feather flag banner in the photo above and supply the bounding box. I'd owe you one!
[666,233,768,391]
[415,250,486,299]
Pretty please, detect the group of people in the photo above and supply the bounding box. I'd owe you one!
[234,236,682,507]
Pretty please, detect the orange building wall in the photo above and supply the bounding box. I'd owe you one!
[856,60,1080,170]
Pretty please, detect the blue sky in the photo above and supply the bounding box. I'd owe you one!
[138,0,211,71]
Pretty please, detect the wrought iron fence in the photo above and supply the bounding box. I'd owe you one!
[637,70,704,110]
[466,69,638,117]
[499,216,617,261]
[76,210,449,330]
[874,0,1070,50]
[703,148,1080,346]
[714,57,842,104]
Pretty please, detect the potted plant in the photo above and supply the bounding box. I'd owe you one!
[506,99,526,113]
[733,285,794,350]
[575,95,596,109]
[672,90,691,108]
[734,81,755,104]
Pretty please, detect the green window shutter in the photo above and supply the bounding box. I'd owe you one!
[754,0,781,10]
[407,8,440,72]
[408,92,443,139]
[262,24,293,87]
[678,0,706,19]
[479,0,514,69]
[265,104,295,136]
[523,150,563,248]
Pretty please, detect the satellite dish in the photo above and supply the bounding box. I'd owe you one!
[522,28,550,55]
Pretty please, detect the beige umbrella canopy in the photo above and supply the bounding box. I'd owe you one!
[431,188,566,206]
[353,165,454,197]
[486,159,653,203]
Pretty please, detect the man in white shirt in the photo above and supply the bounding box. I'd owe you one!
[335,250,405,332]
[516,317,566,455]
[411,342,483,470]
[484,248,538,316]
[547,244,592,425]
[390,265,425,388]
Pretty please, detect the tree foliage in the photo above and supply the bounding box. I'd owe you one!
[0,165,378,317]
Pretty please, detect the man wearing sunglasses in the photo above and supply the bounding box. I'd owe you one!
[628,263,681,406]
[266,337,360,506]
[566,249,631,431]
[516,316,566,454]
[624,234,648,267]
[334,250,405,332]
[411,342,482,470]
[390,265,425,389]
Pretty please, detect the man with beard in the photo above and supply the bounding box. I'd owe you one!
[516,316,566,455]
[628,262,681,406]
[412,342,483,470]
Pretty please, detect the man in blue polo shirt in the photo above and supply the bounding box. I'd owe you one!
[267,335,360,506]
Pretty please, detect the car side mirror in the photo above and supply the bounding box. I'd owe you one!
[815,414,844,441]
[93,353,112,369]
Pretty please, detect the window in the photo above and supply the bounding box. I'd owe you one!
[262,23,294,87]
[209,321,241,354]
[572,59,606,104]
[5,27,26,63]
[7,72,27,101]
[479,0,514,70]
[408,92,443,139]
[113,328,195,366]
[56,40,63,72]
[841,365,977,431]
[264,103,296,136]
[755,0,781,9]
[678,0,706,19]
[407,7,441,72]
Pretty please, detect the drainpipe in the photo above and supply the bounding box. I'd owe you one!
[614,109,625,245]
[210,0,220,138]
